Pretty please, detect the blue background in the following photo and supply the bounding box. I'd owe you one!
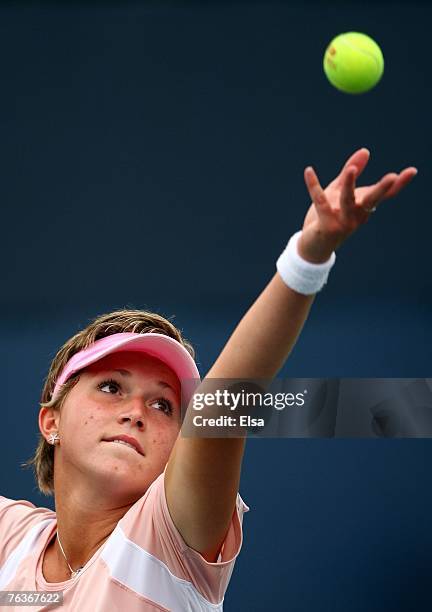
[1,2,431,610]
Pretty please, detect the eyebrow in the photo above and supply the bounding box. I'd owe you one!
[111,368,177,394]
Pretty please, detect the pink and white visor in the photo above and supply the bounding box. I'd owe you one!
[52,332,200,403]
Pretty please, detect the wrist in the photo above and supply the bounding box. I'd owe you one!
[276,230,336,296]
[297,227,338,263]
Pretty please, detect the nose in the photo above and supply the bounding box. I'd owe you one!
[118,413,144,428]
[117,399,147,429]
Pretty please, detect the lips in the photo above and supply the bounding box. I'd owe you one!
[103,434,144,456]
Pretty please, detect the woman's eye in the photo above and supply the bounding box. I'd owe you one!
[151,398,173,416]
[96,380,173,415]
[98,379,121,394]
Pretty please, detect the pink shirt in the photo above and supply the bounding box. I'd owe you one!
[0,466,249,611]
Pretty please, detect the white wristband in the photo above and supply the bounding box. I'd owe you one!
[276,230,336,295]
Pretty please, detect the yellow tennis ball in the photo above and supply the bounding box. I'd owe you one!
[323,32,384,94]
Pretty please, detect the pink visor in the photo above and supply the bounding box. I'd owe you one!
[52,332,200,403]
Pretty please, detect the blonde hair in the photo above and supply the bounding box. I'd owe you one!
[21,309,195,496]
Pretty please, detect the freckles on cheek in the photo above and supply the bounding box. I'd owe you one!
[151,428,178,453]
[151,438,171,451]
[148,437,174,467]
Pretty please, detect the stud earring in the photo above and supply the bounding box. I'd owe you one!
[48,432,60,445]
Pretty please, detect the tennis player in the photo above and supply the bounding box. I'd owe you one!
[0,148,417,611]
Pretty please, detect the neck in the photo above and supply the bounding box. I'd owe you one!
[51,474,137,572]
[56,531,84,576]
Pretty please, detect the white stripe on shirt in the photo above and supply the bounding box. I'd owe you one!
[100,525,224,612]
[0,518,53,588]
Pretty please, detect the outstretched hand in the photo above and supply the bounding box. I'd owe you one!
[298,148,418,261]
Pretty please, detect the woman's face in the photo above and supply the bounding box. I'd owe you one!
[49,350,182,502]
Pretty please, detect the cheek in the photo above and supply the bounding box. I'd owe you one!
[149,424,179,458]
[81,401,109,423]
[62,403,105,441]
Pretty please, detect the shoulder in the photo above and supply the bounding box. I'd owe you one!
[0,495,54,524]
[119,468,250,545]
[0,495,55,567]
[107,467,250,607]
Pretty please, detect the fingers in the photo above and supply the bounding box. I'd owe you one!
[379,167,418,200]
[335,148,370,187]
[339,165,357,217]
[304,159,418,226]
[304,167,332,215]
[360,173,399,210]
[360,166,418,211]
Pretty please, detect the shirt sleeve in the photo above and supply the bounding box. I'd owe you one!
[0,496,53,569]
[120,467,250,605]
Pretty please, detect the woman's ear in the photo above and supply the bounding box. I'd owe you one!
[39,406,60,441]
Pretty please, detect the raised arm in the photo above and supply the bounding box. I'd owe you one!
[165,148,418,561]
[205,148,417,379]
